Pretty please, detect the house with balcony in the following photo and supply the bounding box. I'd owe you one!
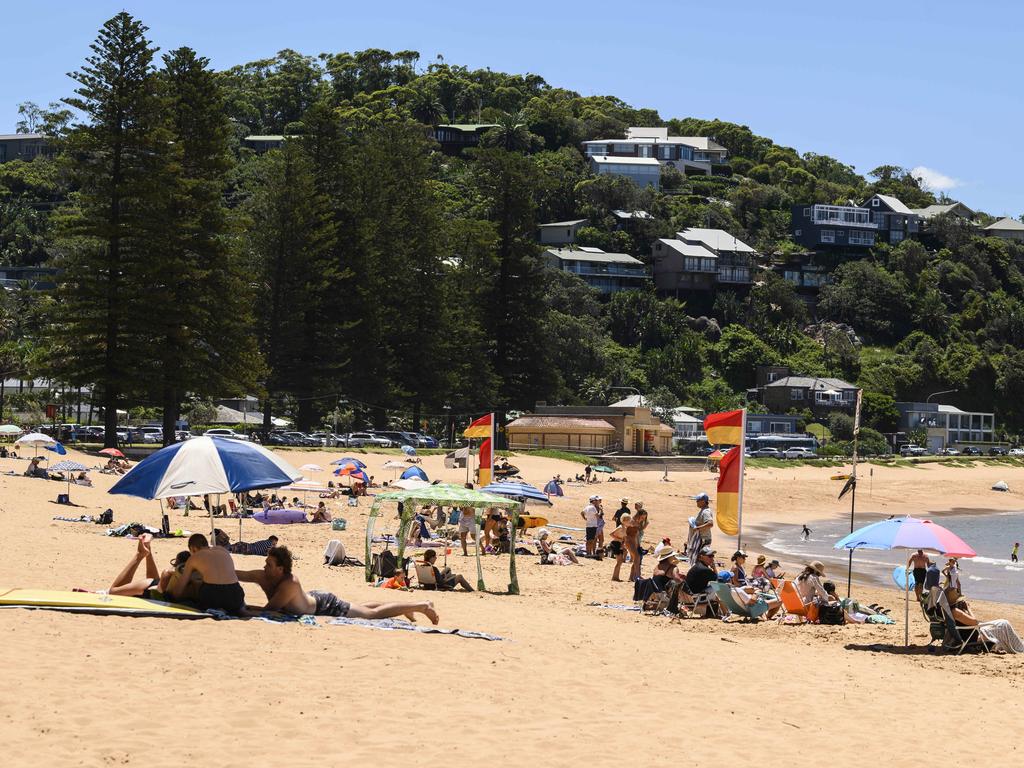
[791,203,877,250]
[773,252,832,297]
[896,402,995,452]
[678,228,755,284]
[581,126,729,181]
[911,201,976,223]
[538,219,588,246]
[984,217,1024,242]
[544,246,649,294]
[749,366,859,417]
[431,124,499,155]
[589,155,661,189]
[0,133,51,163]
[862,194,921,244]
[651,228,756,296]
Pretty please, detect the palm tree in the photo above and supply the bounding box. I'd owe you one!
[409,89,445,127]
[489,110,531,152]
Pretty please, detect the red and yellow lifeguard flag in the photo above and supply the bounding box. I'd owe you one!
[716,446,741,535]
[463,413,493,438]
[478,437,493,486]
[704,409,744,446]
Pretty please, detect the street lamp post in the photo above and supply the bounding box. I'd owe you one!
[925,388,958,403]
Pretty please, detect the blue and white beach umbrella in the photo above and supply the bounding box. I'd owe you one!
[400,466,428,481]
[481,481,553,505]
[109,436,302,500]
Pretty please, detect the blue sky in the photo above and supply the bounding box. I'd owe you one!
[3,0,1021,215]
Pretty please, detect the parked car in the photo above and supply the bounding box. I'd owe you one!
[988,446,1009,456]
[960,446,982,456]
[280,431,319,447]
[371,431,418,447]
[413,433,439,448]
[1009,448,1024,457]
[307,432,331,447]
[941,447,961,456]
[346,432,393,448]
[138,427,163,444]
[205,428,249,441]
[749,447,782,458]
[900,444,927,457]
[782,447,818,459]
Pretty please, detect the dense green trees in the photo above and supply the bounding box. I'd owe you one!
[9,14,1024,442]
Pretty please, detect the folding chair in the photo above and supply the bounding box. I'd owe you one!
[415,562,439,590]
[710,582,770,622]
[926,587,989,655]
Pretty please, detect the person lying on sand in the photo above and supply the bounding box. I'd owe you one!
[213,529,279,556]
[236,545,439,624]
[169,533,246,615]
[95,534,196,602]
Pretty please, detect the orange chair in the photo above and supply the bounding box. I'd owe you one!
[779,580,817,623]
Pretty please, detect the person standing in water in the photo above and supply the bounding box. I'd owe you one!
[801,524,811,541]
[1012,542,1020,563]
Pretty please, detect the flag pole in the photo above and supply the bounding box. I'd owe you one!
[846,390,862,599]
[736,408,747,551]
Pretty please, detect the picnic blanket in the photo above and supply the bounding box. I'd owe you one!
[328,616,506,641]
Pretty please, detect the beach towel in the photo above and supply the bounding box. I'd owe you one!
[587,602,641,612]
[327,617,506,641]
[978,620,1024,653]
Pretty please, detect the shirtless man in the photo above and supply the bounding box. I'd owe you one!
[170,533,246,615]
[907,549,930,601]
[237,546,439,623]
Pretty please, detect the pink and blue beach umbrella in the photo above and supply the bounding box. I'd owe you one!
[331,457,367,469]
[834,516,976,558]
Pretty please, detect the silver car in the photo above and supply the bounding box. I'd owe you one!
[346,432,392,448]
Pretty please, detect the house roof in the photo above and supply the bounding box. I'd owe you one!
[244,135,285,141]
[612,209,654,220]
[677,228,756,254]
[590,155,662,166]
[765,376,857,391]
[655,238,718,259]
[505,416,616,432]
[538,219,588,228]
[673,137,727,152]
[626,126,668,140]
[911,202,975,219]
[985,217,1024,231]
[436,123,500,131]
[0,133,46,141]
[866,194,915,215]
[545,248,644,265]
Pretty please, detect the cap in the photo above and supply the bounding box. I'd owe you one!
[589,494,601,501]
[699,546,716,557]
[693,492,710,502]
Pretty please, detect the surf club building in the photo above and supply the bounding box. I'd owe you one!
[895,401,996,452]
[505,404,674,455]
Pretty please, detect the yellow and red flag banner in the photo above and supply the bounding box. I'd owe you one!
[478,438,493,486]
[704,409,744,446]
[463,413,493,438]
[716,446,741,535]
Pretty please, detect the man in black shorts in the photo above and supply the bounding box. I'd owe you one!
[581,495,602,557]
[170,533,246,615]
[907,549,929,601]
[237,546,439,623]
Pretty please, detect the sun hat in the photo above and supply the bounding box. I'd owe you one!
[807,560,826,576]
[657,548,679,562]
[620,497,629,504]
[755,555,767,567]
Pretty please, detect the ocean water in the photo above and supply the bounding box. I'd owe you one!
[761,511,1024,604]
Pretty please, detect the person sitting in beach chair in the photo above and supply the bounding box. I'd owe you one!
[536,529,579,565]
[24,457,49,479]
[74,471,92,487]
[950,594,1023,653]
[679,546,723,618]
[418,549,474,592]
[238,545,440,622]
[635,549,684,610]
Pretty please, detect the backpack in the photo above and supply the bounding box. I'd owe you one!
[819,602,845,625]
[372,549,399,578]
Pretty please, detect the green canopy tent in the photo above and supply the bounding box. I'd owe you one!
[366,484,525,594]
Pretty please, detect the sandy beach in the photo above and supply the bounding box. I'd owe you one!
[2,447,1023,767]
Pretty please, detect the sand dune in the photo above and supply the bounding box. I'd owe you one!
[1,447,1022,766]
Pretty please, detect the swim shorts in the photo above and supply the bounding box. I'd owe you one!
[311,590,351,617]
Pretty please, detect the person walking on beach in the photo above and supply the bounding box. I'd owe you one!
[581,495,602,557]
[1012,542,1020,563]
[801,524,811,541]
[907,549,929,601]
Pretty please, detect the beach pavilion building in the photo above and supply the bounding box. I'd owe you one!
[506,404,674,455]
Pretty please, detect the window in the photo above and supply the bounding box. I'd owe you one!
[790,389,804,400]
[803,207,810,217]
[770,421,790,433]
[767,372,779,383]
[891,231,904,243]
[872,198,879,206]
[849,231,875,246]
[795,229,802,236]
[820,230,835,243]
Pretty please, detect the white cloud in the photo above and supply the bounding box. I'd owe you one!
[911,165,960,192]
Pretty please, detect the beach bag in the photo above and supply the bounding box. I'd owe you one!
[324,539,347,565]
[96,509,113,526]
[819,602,845,625]
[372,549,399,578]
[331,518,347,531]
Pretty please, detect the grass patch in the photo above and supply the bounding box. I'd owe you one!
[746,457,848,469]
[805,423,832,441]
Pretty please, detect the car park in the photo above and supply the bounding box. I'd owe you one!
[782,447,818,459]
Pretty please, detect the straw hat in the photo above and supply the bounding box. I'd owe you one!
[657,548,679,563]
[807,560,827,576]
[755,555,767,567]
[536,528,550,539]
[620,498,629,504]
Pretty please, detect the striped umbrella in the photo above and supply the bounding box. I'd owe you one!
[50,460,90,499]
[480,481,552,505]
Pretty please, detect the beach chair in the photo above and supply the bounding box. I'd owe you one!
[710,583,770,622]
[924,587,989,654]
[415,562,439,590]
[779,581,814,623]
[674,585,720,619]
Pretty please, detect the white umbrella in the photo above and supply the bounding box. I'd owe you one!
[393,477,430,490]
[299,463,323,473]
[15,432,55,449]
[0,424,23,435]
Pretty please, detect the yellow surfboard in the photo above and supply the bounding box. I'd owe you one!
[516,515,548,530]
[0,588,210,618]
